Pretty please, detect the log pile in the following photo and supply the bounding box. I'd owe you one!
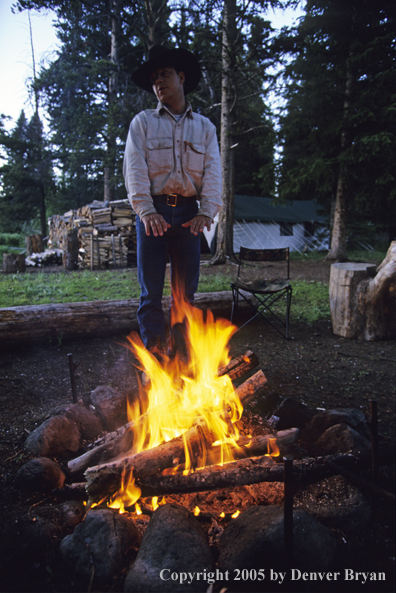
[47,199,137,270]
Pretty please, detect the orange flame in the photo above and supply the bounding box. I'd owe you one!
[265,437,280,458]
[110,281,245,511]
[108,466,141,514]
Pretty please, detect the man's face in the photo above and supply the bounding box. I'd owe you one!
[150,66,185,106]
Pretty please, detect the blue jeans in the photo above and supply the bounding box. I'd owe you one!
[136,201,201,350]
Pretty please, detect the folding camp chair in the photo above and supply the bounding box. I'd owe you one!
[230,247,292,339]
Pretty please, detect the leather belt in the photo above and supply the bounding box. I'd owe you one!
[152,194,197,207]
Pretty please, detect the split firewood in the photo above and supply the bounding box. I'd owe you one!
[136,450,389,499]
[217,350,259,381]
[68,365,266,479]
[84,425,296,504]
[85,420,216,502]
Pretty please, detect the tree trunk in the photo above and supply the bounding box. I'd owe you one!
[144,0,169,47]
[211,0,237,265]
[104,0,120,202]
[329,242,396,340]
[326,52,353,262]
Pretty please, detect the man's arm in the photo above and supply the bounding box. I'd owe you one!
[123,114,170,236]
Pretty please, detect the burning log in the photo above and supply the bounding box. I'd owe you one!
[68,355,263,479]
[217,350,259,381]
[136,450,392,499]
[84,426,296,503]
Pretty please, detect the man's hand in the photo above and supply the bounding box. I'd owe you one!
[141,213,171,236]
[182,215,212,235]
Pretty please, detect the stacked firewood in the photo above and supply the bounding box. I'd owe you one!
[47,199,137,269]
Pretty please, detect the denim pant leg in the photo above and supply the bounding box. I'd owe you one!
[136,202,201,350]
[136,215,168,349]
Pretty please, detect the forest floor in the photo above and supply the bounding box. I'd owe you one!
[0,258,394,592]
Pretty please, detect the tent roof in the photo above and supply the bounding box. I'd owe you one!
[234,195,328,223]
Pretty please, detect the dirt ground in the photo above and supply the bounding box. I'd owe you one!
[0,258,395,592]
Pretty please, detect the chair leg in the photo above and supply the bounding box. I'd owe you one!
[285,287,292,339]
[231,288,238,323]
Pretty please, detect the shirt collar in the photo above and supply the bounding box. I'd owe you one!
[156,101,193,119]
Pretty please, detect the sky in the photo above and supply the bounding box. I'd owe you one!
[0,0,304,131]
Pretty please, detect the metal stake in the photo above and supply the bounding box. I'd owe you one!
[283,456,294,569]
[370,399,379,483]
[68,353,79,403]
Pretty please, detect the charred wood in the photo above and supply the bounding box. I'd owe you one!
[68,368,266,479]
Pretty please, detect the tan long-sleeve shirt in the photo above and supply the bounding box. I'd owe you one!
[123,101,222,220]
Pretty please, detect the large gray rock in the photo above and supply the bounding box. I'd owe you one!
[51,403,104,441]
[2,500,86,560]
[315,422,371,456]
[300,408,370,451]
[294,475,371,533]
[219,505,337,575]
[60,509,139,585]
[15,457,66,492]
[24,415,81,459]
[89,385,128,431]
[124,503,214,592]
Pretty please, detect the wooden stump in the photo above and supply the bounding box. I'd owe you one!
[25,234,43,256]
[63,228,79,270]
[2,254,26,274]
[329,242,396,340]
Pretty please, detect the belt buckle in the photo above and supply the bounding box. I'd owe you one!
[167,193,177,207]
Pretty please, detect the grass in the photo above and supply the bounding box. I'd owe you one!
[0,245,387,323]
[0,267,329,324]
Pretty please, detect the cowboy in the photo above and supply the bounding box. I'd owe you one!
[123,45,222,353]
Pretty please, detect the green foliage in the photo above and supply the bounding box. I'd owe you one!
[0,232,26,258]
[0,111,56,235]
[277,0,396,239]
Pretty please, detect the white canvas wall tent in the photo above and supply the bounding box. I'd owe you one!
[205,195,329,254]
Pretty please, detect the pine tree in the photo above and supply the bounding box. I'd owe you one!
[278,0,396,258]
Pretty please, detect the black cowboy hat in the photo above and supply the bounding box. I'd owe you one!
[131,45,201,95]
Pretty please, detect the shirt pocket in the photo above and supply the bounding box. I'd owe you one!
[184,141,205,173]
[146,137,173,173]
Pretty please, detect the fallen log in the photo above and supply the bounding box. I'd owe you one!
[0,291,240,348]
[68,367,267,479]
[84,425,295,504]
[136,450,387,498]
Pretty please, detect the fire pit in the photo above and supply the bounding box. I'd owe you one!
[0,288,394,593]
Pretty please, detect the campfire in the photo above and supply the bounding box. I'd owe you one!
[84,286,282,512]
[10,286,394,593]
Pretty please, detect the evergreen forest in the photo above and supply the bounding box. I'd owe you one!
[0,0,395,262]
